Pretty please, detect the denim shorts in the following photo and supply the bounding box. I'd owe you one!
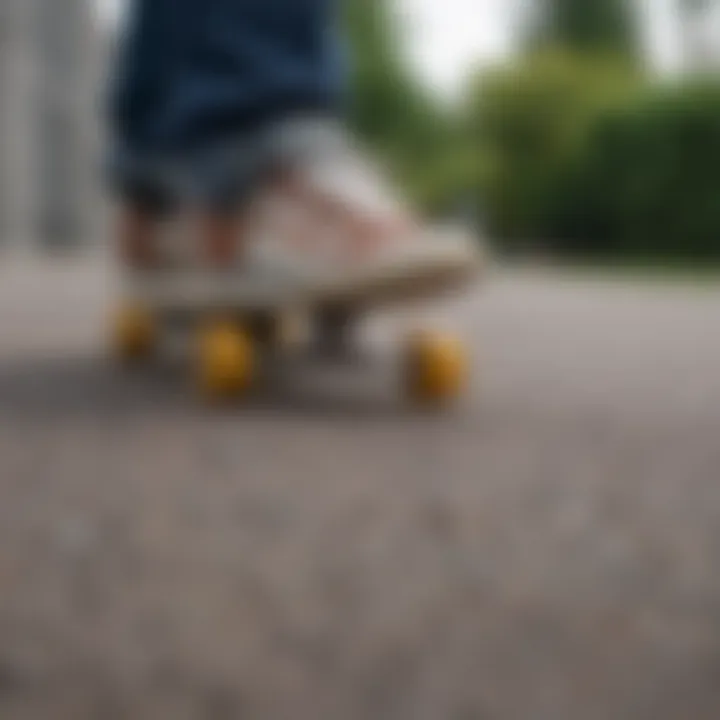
[108,114,342,215]
[108,0,344,208]
[108,131,272,215]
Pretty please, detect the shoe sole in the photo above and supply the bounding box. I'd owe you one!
[121,251,485,319]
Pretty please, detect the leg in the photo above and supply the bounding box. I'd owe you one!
[197,210,245,269]
[117,202,162,269]
[110,149,175,269]
[112,202,162,362]
[109,0,346,268]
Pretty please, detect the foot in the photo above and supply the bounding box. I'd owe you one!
[123,119,485,311]
[239,119,484,304]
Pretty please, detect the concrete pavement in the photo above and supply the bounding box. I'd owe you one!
[1,255,720,719]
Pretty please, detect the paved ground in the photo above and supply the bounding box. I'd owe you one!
[1,255,720,720]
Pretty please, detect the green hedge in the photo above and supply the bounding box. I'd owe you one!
[551,81,720,260]
[469,51,638,249]
[472,54,720,261]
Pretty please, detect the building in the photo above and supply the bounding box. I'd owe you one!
[0,0,101,248]
[0,0,35,245]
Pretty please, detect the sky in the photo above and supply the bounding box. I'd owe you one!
[97,0,692,98]
[399,0,688,97]
[398,0,516,96]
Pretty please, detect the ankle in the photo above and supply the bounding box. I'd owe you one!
[118,204,162,270]
[200,213,243,268]
[205,241,239,268]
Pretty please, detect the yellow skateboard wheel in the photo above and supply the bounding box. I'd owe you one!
[404,330,469,404]
[112,304,156,361]
[197,321,255,399]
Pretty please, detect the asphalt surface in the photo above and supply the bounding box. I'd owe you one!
[1,254,720,719]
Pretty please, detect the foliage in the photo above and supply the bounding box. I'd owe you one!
[344,0,462,213]
[553,81,720,260]
[468,50,639,245]
[345,0,720,261]
[526,0,640,62]
[472,45,720,261]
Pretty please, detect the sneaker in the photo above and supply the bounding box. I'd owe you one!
[241,118,485,305]
[122,119,485,311]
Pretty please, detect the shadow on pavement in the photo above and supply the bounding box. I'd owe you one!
[0,353,449,423]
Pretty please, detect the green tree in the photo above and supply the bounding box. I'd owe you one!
[469,51,639,244]
[526,0,639,60]
[345,0,434,152]
[555,80,720,260]
[343,0,464,213]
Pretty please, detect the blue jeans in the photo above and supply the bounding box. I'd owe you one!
[108,0,344,212]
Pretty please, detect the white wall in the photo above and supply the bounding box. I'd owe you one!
[0,0,101,248]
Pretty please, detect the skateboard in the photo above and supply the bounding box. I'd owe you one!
[111,259,479,405]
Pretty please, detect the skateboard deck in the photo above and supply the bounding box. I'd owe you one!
[121,252,480,320]
[112,254,482,405]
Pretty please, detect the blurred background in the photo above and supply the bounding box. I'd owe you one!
[2,0,720,263]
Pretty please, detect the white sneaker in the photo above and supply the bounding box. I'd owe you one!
[123,120,484,310]
[239,118,484,305]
